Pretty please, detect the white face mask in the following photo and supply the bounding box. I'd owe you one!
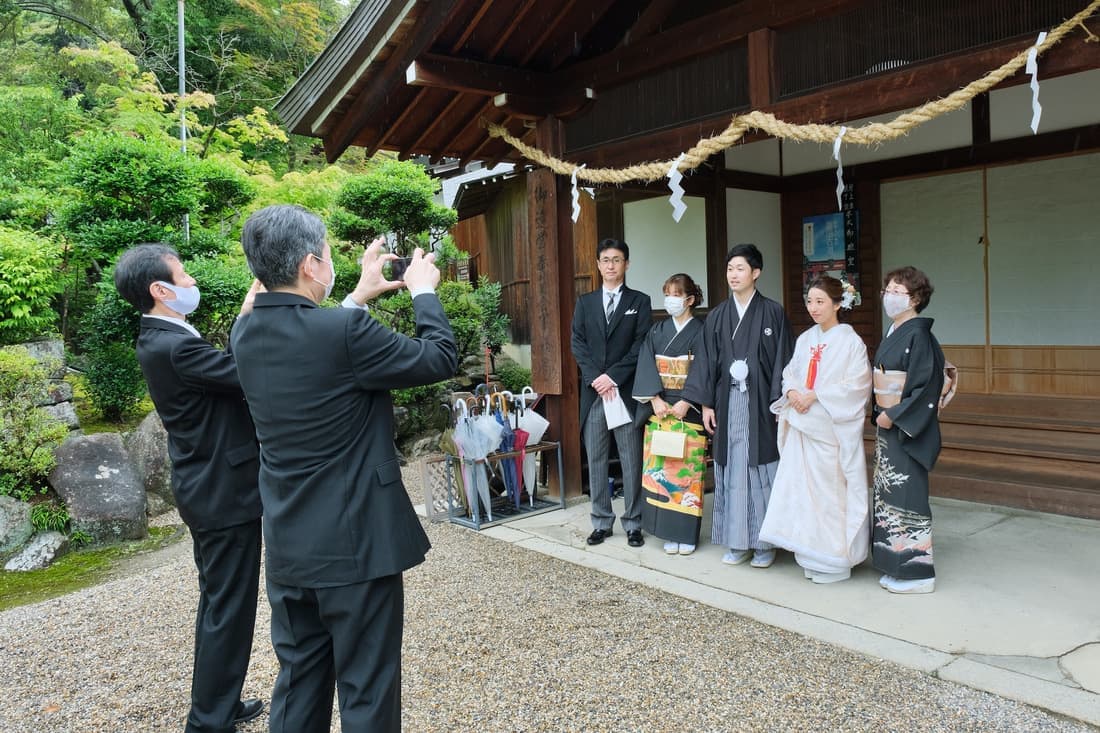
[155,281,201,316]
[311,254,335,300]
[882,292,912,319]
[663,295,687,317]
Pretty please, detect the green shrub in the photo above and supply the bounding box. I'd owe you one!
[31,500,70,532]
[0,347,69,499]
[76,279,140,356]
[393,382,451,439]
[183,256,254,347]
[0,227,63,345]
[496,362,532,393]
[82,341,146,423]
[330,159,457,254]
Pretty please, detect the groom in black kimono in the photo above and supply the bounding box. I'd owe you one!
[571,238,652,547]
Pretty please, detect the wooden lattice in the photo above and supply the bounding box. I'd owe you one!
[419,454,466,523]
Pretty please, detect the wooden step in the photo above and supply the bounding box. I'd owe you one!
[939,423,1100,463]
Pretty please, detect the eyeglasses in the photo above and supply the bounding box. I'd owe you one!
[880,289,909,296]
[598,257,625,265]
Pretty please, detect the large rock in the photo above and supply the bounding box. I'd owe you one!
[123,412,175,512]
[49,433,147,544]
[4,531,68,571]
[42,401,81,431]
[9,338,66,378]
[0,496,33,560]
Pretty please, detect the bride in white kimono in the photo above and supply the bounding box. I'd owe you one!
[759,275,872,583]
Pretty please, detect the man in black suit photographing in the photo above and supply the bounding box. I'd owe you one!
[232,204,458,733]
[114,244,265,733]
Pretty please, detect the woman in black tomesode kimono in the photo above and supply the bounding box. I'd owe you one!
[632,273,705,555]
[871,266,945,595]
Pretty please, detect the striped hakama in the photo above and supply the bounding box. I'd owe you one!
[711,385,777,551]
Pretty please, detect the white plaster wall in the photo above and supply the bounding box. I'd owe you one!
[781,104,973,176]
[881,153,1100,346]
[881,170,986,345]
[724,138,782,175]
[990,68,1100,141]
[726,189,783,304]
[986,152,1100,345]
[622,195,706,306]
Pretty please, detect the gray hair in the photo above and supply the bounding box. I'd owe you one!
[240,204,326,288]
[114,243,179,314]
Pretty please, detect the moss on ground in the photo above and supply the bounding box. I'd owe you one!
[0,525,185,612]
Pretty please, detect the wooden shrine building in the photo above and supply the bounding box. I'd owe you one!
[276,0,1100,519]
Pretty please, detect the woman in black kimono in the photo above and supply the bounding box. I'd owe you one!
[632,273,705,555]
[872,266,945,594]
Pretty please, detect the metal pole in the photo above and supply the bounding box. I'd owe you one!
[178,0,190,243]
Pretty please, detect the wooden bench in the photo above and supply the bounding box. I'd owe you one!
[864,393,1100,520]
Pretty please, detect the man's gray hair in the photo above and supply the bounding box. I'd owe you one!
[240,204,327,289]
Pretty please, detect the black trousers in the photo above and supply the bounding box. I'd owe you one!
[266,573,405,733]
[185,518,262,733]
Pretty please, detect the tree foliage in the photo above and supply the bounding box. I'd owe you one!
[0,227,63,344]
[0,346,69,500]
[331,159,458,255]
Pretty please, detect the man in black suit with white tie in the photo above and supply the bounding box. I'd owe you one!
[114,243,265,733]
[231,204,458,733]
[571,238,652,548]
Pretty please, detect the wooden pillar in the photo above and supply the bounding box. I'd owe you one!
[527,116,582,497]
[705,155,730,308]
[747,28,776,110]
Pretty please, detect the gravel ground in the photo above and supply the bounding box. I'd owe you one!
[0,467,1094,733]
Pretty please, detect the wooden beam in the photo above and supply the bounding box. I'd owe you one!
[407,53,561,97]
[706,155,729,309]
[493,88,595,120]
[448,0,496,54]
[563,32,1100,171]
[781,123,1100,191]
[324,0,463,162]
[564,0,865,91]
[764,34,1100,128]
[407,93,467,159]
[544,0,620,70]
[367,88,427,158]
[620,0,679,46]
[487,0,538,58]
[747,28,776,110]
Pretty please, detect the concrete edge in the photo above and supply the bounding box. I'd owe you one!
[479,526,1100,728]
[938,657,1100,727]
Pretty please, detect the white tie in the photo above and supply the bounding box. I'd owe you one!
[606,292,616,323]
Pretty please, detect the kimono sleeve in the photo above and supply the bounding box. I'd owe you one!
[631,326,662,402]
[814,332,872,424]
[886,330,944,439]
[681,312,718,408]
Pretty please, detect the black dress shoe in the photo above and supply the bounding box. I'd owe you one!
[586,528,612,545]
[627,530,644,547]
[233,699,265,725]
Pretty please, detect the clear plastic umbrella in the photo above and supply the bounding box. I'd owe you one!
[446,399,480,519]
[516,386,550,495]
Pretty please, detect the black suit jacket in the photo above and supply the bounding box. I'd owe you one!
[570,285,652,422]
[230,291,458,588]
[136,317,262,531]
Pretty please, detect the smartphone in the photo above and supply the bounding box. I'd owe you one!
[388,256,414,281]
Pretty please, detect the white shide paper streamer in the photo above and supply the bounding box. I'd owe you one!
[833,126,847,211]
[667,153,687,222]
[570,164,586,223]
[1026,31,1048,135]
